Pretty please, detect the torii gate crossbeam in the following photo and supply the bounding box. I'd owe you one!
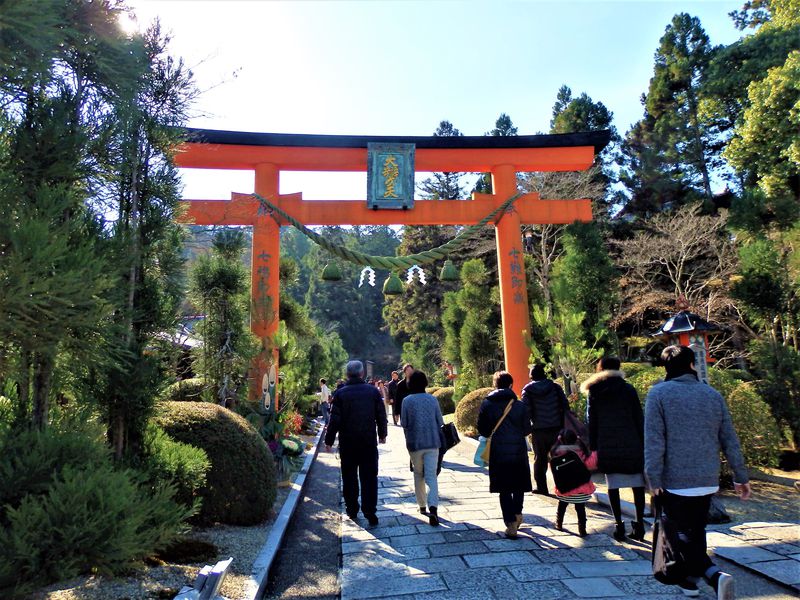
[175,128,609,405]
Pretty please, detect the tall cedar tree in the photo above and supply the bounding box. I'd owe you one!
[620,14,720,215]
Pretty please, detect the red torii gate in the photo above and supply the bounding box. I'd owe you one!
[175,129,609,403]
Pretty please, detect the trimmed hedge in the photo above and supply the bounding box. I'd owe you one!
[154,402,277,525]
[161,378,206,402]
[433,387,455,415]
[727,382,781,467]
[143,424,211,510]
[454,387,493,437]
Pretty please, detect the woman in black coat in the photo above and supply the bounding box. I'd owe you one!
[477,371,533,539]
[583,356,646,541]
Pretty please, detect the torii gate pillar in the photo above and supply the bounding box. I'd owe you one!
[492,165,532,391]
[252,164,281,404]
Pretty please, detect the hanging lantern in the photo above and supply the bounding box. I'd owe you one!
[439,260,459,282]
[382,272,404,295]
[321,262,342,281]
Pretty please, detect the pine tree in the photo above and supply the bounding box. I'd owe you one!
[418,121,465,200]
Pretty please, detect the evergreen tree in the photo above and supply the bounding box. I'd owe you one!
[620,14,723,215]
[418,121,465,200]
[473,113,518,194]
[189,229,258,409]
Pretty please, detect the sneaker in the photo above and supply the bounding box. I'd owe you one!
[713,572,734,600]
[677,581,700,597]
[365,514,379,527]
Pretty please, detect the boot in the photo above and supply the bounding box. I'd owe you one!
[428,506,440,527]
[515,514,523,528]
[578,520,587,537]
[554,514,564,531]
[613,522,627,542]
[505,521,519,539]
[630,521,646,541]
[419,506,428,515]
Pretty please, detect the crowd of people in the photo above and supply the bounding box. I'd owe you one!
[320,346,750,600]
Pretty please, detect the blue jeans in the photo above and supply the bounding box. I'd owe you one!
[322,401,331,425]
[409,448,440,508]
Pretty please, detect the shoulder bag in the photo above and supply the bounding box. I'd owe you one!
[480,400,515,464]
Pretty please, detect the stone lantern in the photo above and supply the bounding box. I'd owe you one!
[653,302,720,383]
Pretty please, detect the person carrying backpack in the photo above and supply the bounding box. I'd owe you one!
[550,428,597,537]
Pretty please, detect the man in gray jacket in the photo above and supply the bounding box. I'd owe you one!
[645,346,751,600]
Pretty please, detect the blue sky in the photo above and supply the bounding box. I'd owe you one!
[128,1,746,200]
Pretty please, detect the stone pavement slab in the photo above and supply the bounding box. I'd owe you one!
[331,424,794,599]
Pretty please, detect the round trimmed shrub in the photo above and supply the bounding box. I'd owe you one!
[154,402,277,525]
[726,382,781,468]
[454,387,493,437]
[433,387,455,415]
[426,386,442,396]
[161,378,206,402]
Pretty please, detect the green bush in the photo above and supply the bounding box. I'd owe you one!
[727,382,781,467]
[628,368,664,406]
[0,464,190,595]
[620,362,650,379]
[154,402,277,525]
[433,387,455,415]
[161,377,207,402]
[454,387,493,437]
[143,424,211,510]
[0,427,109,515]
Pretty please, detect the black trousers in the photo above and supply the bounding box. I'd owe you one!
[660,492,714,578]
[532,427,560,493]
[557,501,587,523]
[340,444,379,517]
[499,491,524,524]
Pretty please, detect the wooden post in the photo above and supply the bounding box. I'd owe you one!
[492,164,532,394]
[252,164,281,408]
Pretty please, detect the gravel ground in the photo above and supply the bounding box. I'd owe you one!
[29,434,319,600]
[262,441,341,600]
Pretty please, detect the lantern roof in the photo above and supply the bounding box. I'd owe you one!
[653,310,720,337]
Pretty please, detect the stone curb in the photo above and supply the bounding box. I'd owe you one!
[243,424,325,600]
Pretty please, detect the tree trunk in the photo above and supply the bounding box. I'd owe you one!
[31,352,54,430]
[16,349,31,423]
[687,90,712,200]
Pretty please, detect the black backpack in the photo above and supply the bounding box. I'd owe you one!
[549,450,591,493]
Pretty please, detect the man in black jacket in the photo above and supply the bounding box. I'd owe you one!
[325,360,388,526]
[393,364,414,426]
[387,370,400,425]
[521,364,569,495]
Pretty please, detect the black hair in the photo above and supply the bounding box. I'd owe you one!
[556,428,590,456]
[408,370,428,394]
[493,370,513,390]
[661,345,697,381]
[529,364,547,380]
[320,378,326,385]
[598,356,621,371]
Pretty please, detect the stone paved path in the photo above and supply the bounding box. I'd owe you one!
[337,427,690,600]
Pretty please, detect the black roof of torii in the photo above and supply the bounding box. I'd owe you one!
[182,127,612,156]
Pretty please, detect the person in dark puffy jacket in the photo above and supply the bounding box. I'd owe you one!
[583,356,646,541]
[325,360,388,527]
[521,364,569,495]
[477,371,533,539]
